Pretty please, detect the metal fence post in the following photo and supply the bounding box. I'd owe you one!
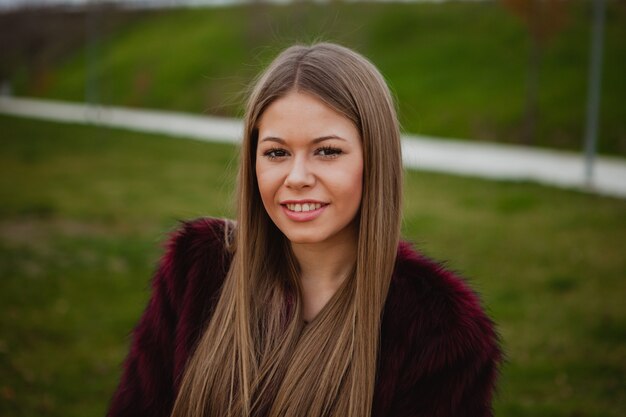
[584,0,606,188]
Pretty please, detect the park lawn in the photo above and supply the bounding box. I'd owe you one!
[0,114,625,416]
[10,1,626,155]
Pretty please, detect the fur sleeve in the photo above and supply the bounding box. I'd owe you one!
[387,244,502,416]
[106,217,231,417]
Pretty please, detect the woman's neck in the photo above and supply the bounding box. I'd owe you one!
[290,232,357,323]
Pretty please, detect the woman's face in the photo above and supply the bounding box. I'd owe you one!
[255,90,363,247]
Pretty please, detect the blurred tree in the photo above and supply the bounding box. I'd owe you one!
[0,8,85,95]
[0,5,148,98]
[500,0,569,145]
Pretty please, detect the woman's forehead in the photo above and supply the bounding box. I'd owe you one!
[257,91,360,145]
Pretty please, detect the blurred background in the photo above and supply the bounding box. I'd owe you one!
[0,0,624,416]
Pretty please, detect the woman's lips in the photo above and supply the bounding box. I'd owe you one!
[281,203,328,222]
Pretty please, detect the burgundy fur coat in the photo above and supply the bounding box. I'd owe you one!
[107,217,502,416]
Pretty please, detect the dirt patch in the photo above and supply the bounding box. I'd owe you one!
[0,217,112,248]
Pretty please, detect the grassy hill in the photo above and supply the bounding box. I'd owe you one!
[5,1,626,154]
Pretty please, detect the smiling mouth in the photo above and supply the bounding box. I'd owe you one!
[283,202,327,212]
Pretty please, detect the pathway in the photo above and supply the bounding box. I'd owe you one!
[1,96,625,199]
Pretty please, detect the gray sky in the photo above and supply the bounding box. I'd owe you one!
[0,0,481,12]
[0,0,248,9]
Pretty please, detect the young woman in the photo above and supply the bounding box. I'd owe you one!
[107,43,502,417]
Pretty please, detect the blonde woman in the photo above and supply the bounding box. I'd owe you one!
[107,43,502,417]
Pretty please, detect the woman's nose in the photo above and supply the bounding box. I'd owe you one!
[284,156,315,189]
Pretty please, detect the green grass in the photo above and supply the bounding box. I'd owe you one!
[10,1,626,155]
[1,114,625,416]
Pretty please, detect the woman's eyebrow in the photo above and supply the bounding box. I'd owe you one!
[259,135,347,144]
[312,135,347,144]
[259,136,285,144]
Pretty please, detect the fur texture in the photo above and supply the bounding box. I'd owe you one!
[107,217,502,416]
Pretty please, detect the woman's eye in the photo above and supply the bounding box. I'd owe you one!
[317,146,343,158]
[263,148,288,159]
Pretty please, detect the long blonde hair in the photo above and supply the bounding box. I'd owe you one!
[171,43,403,417]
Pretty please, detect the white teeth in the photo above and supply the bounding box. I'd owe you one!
[286,203,323,212]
